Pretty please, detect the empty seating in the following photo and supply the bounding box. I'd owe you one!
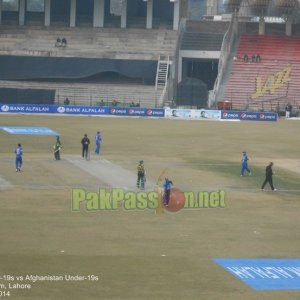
[222,34,300,111]
[0,25,177,107]
[181,32,224,51]
[0,80,157,108]
[0,25,177,60]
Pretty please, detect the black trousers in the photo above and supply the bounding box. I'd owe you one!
[54,150,60,160]
[261,177,274,190]
[82,146,89,158]
[137,172,145,188]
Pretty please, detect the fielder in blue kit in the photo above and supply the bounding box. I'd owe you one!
[240,151,251,176]
[15,143,23,172]
[95,131,102,155]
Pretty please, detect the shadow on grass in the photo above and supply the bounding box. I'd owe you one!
[186,159,300,195]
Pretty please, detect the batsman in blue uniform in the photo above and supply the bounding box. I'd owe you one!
[163,177,173,206]
[241,151,251,176]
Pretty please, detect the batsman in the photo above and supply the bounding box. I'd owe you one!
[53,135,62,160]
[163,177,173,206]
[136,160,146,190]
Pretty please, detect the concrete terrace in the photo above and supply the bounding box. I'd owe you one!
[0,25,177,60]
[0,25,178,107]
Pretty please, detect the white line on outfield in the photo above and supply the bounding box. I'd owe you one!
[0,176,13,190]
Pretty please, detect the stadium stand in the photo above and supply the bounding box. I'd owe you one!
[0,25,177,60]
[180,32,224,51]
[0,80,156,107]
[0,25,177,107]
[1,0,300,111]
[221,33,300,112]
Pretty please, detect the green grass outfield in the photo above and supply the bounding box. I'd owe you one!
[0,114,300,300]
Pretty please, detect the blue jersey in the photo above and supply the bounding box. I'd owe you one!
[95,133,101,145]
[15,147,23,158]
[241,153,248,164]
[163,178,173,191]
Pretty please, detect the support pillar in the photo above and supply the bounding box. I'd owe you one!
[70,0,76,27]
[19,0,26,26]
[93,0,104,27]
[178,55,182,83]
[206,0,217,16]
[259,16,265,35]
[121,0,127,28]
[286,16,292,37]
[44,0,51,26]
[0,0,3,25]
[146,0,153,29]
[173,0,180,31]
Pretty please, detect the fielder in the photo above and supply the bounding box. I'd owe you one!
[95,131,102,155]
[240,151,251,176]
[15,143,23,172]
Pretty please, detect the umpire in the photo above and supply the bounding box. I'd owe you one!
[261,162,277,191]
[81,134,90,160]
